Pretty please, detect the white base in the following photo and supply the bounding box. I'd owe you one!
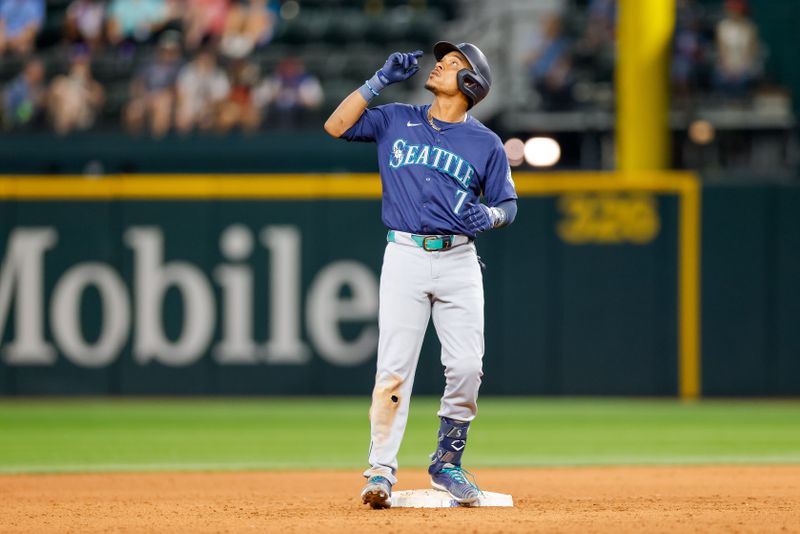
[391,489,513,508]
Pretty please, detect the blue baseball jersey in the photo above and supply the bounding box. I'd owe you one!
[341,103,517,238]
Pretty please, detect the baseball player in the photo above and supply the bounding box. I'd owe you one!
[324,42,517,508]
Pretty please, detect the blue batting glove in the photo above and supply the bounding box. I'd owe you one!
[366,50,422,93]
[377,50,423,85]
[462,203,495,234]
[361,51,422,101]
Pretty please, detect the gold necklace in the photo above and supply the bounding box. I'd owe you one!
[427,108,467,132]
[427,108,441,132]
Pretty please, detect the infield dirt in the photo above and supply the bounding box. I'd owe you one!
[2,466,799,533]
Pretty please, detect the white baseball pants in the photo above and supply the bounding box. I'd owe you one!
[364,239,484,484]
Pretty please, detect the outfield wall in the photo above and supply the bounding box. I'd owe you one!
[0,173,797,396]
[701,181,800,395]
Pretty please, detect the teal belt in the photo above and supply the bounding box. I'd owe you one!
[387,230,456,251]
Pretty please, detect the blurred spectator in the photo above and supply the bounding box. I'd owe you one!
[65,0,106,50]
[256,57,323,128]
[219,0,276,59]
[124,30,182,137]
[0,0,45,56]
[217,59,261,133]
[2,58,45,129]
[526,16,575,111]
[713,0,761,98]
[571,0,616,83]
[175,47,229,133]
[184,0,229,51]
[671,0,708,97]
[581,0,615,51]
[47,47,105,134]
[106,0,168,46]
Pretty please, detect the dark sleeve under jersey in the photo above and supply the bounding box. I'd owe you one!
[495,198,518,226]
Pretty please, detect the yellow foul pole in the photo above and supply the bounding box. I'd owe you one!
[617,0,701,401]
[616,0,675,170]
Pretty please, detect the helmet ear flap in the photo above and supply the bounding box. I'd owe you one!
[457,68,486,110]
[461,72,479,89]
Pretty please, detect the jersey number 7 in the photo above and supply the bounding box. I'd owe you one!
[454,189,468,214]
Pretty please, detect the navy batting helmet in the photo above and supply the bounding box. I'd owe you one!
[433,41,492,109]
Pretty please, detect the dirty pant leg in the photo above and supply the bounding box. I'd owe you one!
[431,244,484,423]
[365,243,431,485]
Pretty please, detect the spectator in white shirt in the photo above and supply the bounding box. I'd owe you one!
[175,47,229,133]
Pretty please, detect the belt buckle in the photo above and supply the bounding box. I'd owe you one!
[422,235,452,251]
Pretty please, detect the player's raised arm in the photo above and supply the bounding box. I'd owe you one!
[322,90,369,138]
[323,50,423,138]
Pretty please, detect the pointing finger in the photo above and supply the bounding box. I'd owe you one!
[411,50,424,58]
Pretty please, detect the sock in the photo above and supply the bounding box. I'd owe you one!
[428,416,470,475]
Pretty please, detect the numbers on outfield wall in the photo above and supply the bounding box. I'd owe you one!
[557,193,660,244]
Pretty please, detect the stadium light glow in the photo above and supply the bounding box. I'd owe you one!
[523,137,561,167]
[503,138,525,167]
[689,120,715,145]
[280,0,300,19]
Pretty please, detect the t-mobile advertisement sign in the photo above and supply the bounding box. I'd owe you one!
[0,224,380,370]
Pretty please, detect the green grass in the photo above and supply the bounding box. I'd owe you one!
[1,398,799,474]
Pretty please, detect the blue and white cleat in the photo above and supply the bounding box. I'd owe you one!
[430,463,481,505]
[361,476,392,509]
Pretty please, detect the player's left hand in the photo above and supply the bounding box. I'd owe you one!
[462,203,494,234]
[377,50,423,86]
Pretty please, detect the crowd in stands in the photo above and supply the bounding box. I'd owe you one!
[526,0,765,111]
[1,0,774,135]
[1,0,324,135]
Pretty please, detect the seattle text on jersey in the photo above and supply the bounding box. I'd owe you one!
[389,138,475,191]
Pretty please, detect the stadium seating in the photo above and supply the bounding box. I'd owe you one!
[0,0,456,129]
